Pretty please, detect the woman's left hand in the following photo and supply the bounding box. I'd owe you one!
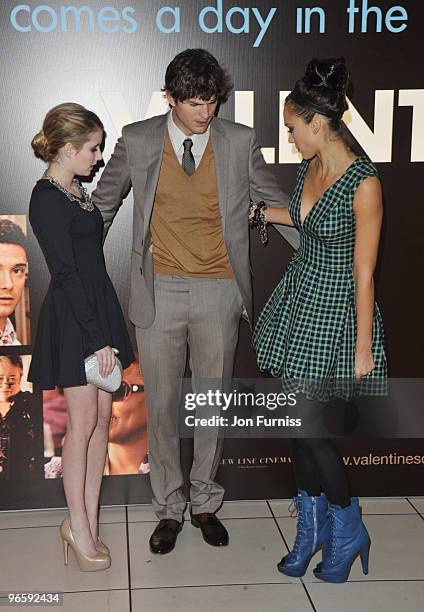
[355,349,375,380]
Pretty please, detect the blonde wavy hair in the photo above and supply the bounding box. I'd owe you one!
[31,102,103,162]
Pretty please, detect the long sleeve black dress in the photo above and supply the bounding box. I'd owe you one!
[28,179,134,389]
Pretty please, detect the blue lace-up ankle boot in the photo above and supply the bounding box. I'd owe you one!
[313,497,370,583]
[277,490,329,577]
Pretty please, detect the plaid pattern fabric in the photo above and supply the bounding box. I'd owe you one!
[253,156,387,400]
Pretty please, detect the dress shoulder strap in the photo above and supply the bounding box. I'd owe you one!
[296,158,309,182]
[348,156,379,193]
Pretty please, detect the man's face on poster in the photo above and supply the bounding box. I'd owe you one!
[109,361,147,444]
[0,243,28,324]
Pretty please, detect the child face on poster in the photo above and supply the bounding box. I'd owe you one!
[0,356,23,404]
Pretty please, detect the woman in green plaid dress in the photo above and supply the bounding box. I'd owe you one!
[251,58,387,583]
[253,155,387,400]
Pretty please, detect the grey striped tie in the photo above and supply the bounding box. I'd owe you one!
[182,138,195,176]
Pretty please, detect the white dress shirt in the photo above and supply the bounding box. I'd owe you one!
[167,111,210,170]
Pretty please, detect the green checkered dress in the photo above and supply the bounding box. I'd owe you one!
[253,156,387,400]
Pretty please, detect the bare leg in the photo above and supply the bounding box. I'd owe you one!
[85,389,112,543]
[62,384,99,556]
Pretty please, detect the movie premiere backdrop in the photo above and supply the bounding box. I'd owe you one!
[0,0,423,510]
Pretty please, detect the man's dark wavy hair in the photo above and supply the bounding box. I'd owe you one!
[0,218,27,252]
[163,49,233,104]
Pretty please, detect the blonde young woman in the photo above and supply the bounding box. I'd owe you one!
[29,103,134,571]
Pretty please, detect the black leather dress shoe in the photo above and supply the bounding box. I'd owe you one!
[149,519,183,554]
[191,512,229,547]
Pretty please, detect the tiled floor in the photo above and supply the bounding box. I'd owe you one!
[0,498,423,611]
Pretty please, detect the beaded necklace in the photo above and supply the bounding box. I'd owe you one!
[42,174,94,212]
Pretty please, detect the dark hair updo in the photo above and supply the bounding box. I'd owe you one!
[286,57,354,146]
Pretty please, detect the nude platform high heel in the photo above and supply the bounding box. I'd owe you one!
[60,517,111,572]
[65,514,110,556]
[96,538,110,556]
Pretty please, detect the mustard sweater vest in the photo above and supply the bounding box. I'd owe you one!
[150,131,233,278]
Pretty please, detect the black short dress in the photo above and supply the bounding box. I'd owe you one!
[28,179,134,389]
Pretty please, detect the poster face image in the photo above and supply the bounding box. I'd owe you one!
[0,353,41,481]
[0,215,31,347]
[107,359,148,475]
[43,358,148,478]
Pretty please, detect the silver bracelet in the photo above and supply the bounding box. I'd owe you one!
[249,200,268,245]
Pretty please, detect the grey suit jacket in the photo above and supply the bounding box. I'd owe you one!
[92,113,299,329]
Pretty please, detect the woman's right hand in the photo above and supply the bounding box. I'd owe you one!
[95,345,116,378]
[355,348,375,381]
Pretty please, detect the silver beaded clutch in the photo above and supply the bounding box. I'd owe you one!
[84,348,123,392]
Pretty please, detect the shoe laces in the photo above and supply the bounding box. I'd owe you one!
[288,497,299,518]
[328,509,338,564]
[290,497,305,556]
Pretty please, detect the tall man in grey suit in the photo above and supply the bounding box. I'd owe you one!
[93,49,298,554]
